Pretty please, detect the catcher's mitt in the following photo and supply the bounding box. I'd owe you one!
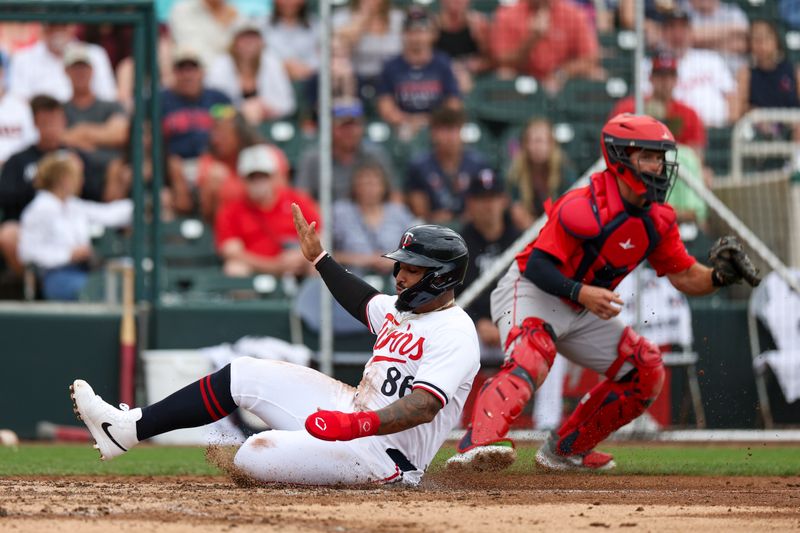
[708,236,761,287]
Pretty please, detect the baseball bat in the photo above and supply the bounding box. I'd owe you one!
[119,263,136,406]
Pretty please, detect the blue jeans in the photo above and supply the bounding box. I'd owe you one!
[41,265,89,301]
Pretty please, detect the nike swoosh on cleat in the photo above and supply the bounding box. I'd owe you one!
[101,422,128,452]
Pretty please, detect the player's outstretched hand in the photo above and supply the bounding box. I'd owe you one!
[305,409,380,441]
[291,203,323,262]
[577,285,623,320]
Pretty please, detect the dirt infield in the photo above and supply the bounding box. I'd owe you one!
[2,473,799,532]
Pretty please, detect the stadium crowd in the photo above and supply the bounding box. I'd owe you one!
[0,0,798,326]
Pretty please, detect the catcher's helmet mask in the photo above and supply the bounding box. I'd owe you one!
[383,225,468,312]
[601,114,679,204]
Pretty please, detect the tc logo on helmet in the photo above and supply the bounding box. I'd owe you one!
[401,232,414,248]
[314,417,327,431]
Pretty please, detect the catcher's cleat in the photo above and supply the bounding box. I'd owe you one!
[535,433,616,472]
[445,442,517,472]
[69,379,142,461]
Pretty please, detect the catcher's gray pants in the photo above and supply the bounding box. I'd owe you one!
[490,265,634,380]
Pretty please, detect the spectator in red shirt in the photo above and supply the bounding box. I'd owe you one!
[609,53,707,154]
[215,144,320,277]
[489,0,602,93]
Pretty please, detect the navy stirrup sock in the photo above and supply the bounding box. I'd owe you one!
[136,364,237,441]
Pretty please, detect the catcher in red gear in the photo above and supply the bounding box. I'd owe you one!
[447,113,760,472]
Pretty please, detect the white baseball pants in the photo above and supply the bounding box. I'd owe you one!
[229,357,402,485]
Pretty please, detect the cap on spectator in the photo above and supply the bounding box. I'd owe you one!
[238,144,278,177]
[466,167,504,196]
[332,98,364,120]
[63,44,92,68]
[172,45,203,68]
[663,7,690,23]
[652,53,678,74]
[403,6,433,31]
[232,18,263,38]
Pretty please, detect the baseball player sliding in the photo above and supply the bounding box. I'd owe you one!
[448,113,761,472]
[70,205,479,485]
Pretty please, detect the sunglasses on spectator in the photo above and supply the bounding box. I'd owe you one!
[210,104,237,120]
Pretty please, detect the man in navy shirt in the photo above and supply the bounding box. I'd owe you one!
[456,167,520,360]
[405,107,488,223]
[160,46,230,214]
[377,6,462,136]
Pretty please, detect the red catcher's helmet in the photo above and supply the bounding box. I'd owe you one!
[601,113,678,203]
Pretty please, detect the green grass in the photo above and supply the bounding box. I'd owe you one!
[0,444,221,476]
[433,445,800,476]
[2,443,799,477]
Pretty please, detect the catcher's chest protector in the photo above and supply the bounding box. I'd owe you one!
[555,171,676,290]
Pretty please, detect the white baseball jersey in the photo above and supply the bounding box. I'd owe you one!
[360,294,480,476]
[228,294,479,486]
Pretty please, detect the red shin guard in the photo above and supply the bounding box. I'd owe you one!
[458,318,556,452]
[555,327,665,456]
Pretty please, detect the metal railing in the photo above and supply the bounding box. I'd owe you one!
[731,108,800,182]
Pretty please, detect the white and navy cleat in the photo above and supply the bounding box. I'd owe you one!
[69,379,142,461]
[445,444,517,472]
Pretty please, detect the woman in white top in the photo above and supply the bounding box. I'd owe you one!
[333,0,404,84]
[206,20,296,125]
[264,0,319,81]
[18,151,132,301]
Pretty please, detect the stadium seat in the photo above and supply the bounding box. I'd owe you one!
[466,75,555,129]
[555,78,622,127]
[599,31,635,83]
[558,121,601,172]
[160,218,219,267]
[705,127,734,177]
[734,0,779,21]
[162,266,287,301]
[259,120,314,170]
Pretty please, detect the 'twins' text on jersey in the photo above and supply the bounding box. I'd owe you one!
[357,294,480,476]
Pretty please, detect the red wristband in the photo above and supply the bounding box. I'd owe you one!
[305,410,381,441]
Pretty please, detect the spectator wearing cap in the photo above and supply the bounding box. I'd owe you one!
[215,144,320,277]
[0,52,36,167]
[296,98,396,202]
[332,162,416,276]
[196,106,290,221]
[489,0,602,94]
[644,8,737,127]
[0,96,103,278]
[685,0,749,75]
[455,167,520,359]
[610,53,706,154]
[505,117,577,231]
[404,106,488,224]
[333,0,404,87]
[376,7,462,136]
[61,44,130,178]
[169,0,240,69]
[264,0,319,81]
[161,46,231,213]
[7,23,117,102]
[206,20,296,126]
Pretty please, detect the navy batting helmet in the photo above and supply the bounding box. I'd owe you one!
[383,225,468,312]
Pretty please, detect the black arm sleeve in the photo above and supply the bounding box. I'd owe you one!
[523,249,583,303]
[315,253,381,328]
